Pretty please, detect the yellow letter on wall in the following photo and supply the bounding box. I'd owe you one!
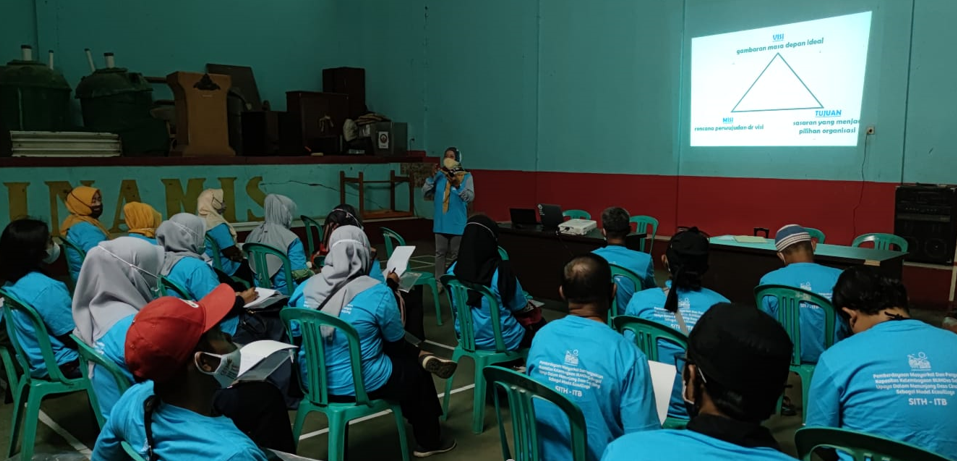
[246,176,266,222]
[4,182,29,222]
[109,180,143,233]
[162,178,206,216]
[218,177,237,223]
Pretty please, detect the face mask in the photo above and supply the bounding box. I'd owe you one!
[90,205,103,219]
[443,158,459,169]
[196,348,241,389]
[213,198,227,215]
[682,366,705,418]
[43,242,61,264]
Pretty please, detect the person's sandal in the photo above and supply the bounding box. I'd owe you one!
[420,354,457,379]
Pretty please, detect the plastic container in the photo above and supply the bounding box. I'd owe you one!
[0,45,71,131]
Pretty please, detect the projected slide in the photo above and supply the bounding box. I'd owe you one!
[690,12,872,147]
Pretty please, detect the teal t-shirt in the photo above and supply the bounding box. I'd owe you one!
[447,263,527,351]
[3,272,78,378]
[806,319,957,460]
[527,316,659,461]
[259,239,307,295]
[92,315,136,420]
[428,173,471,235]
[592,245,657,309]
[624,283,729,419]
[65,222,108,280]
[205,223,240,276]
[295,283,404,396]
[759,262,848,363]
[93,381,267,461]
[165,258,239,336]
[602,429,794,461]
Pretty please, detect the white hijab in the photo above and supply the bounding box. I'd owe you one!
[72,237,164,345]
[157,213,207,276]
[246,194,300,277]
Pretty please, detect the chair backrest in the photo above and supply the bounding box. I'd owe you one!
[204,234,223,271]
[122,441,147,461]
[242,242,294,296]
[380,227,407,259]
[280,308,374,407]
[159,276,192,299]
[794,427,950,461]
[440,274,510,353]
[852,233,908,252]
[498,246,509,261]
[483,366,588,461]
[805,227,826,244]
[562,209,591,220]
[60,236,87,263]
[754,285,837,366]
[613,315,688,362]
[71,334,132,396]
[608,264,643,321]
[629,216,659,253]
[301,215,323,257]
[0,288,72,384]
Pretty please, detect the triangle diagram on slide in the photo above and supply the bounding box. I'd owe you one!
[731,53,823,113]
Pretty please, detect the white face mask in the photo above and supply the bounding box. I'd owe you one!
[43,242,61,264]
[195,348,241,389]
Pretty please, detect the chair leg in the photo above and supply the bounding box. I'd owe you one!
[7,381,28,458]
[392,405,411,461]
[19,385,44,461]
[799,369,813,423]
[291,404,311,451]
[441,349,464,421]
[430,279,443,326]
[471,357,489,434]
[326,412,347,461]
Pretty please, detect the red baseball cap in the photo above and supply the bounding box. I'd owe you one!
[125,284,236,383]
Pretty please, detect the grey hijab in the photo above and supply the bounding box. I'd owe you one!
[72,236,165,345]
[157,213,207,276]
[302,225,378,339]
[245,194,300,278]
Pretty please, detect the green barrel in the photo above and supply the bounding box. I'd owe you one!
[0,58,71,131]
[75,67,168,156]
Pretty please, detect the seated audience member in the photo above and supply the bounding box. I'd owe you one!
[312,204,385,283]
[293,225,455,457]
[527,254,659,461]
[156,213,257,338]
[197,188,253,284]
[450,215,544,351]
[93,287,267,460]
[61,185,110,280]
[592,206,657,309]
[624,227,728,420]
[602,303,794,461]
[245,194,311,294]
[759,224,847,363]
[806,266,957,460]
[0,219,79,378]
[72,237,165,418]
[123,202,163,245]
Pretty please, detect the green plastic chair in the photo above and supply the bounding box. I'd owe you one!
[159,276,192,299]
[0,289,99,460]
[483,366,588,461]
[852,233,908,252]
[123,442,147,461]
[71,333,132,428]
[301,215,324,259]
[381,227,443,325]
[629,216,659,253]
[440,274,530,433]
[608,264,643,325]
[795,427,951,461]
[280,308,409,461]
[754,285,837,422]
[562,209,591,220]
[1,346,19,404]
[205,233,224,272]
[498,246,509,261]
[243,242,295,296]
[805,227,826,244]
[60,236,87,283]
[613,315,689,429]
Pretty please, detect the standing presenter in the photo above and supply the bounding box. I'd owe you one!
[423,147,474,290]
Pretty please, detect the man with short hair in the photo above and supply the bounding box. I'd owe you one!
[759,224,847,364]
[527,254,659,461]
[592,207,656,309]
[602,303,795,461]
[93,285,267,460]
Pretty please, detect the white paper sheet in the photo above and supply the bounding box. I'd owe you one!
[383,246,416,278]
[236,340,297,382]
[244,287,279,309]
[648,360,679,425]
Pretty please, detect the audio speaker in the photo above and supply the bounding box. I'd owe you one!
[894,185,957,265]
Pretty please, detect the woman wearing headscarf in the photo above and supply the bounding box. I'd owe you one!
[122,202,162,245]
[244,194,311,294]
[72,236,164,418]
[423,147,474,288]
[156,213,257,338]
[61,185,110,281]
[310,203,385,283]
[623,227,729,422]
[197,188,253,284]
[450,215,543,352]
[291,225,456,457]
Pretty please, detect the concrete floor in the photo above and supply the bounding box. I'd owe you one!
[0,241,948,460]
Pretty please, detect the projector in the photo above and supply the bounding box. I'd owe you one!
[559,219,597,236]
